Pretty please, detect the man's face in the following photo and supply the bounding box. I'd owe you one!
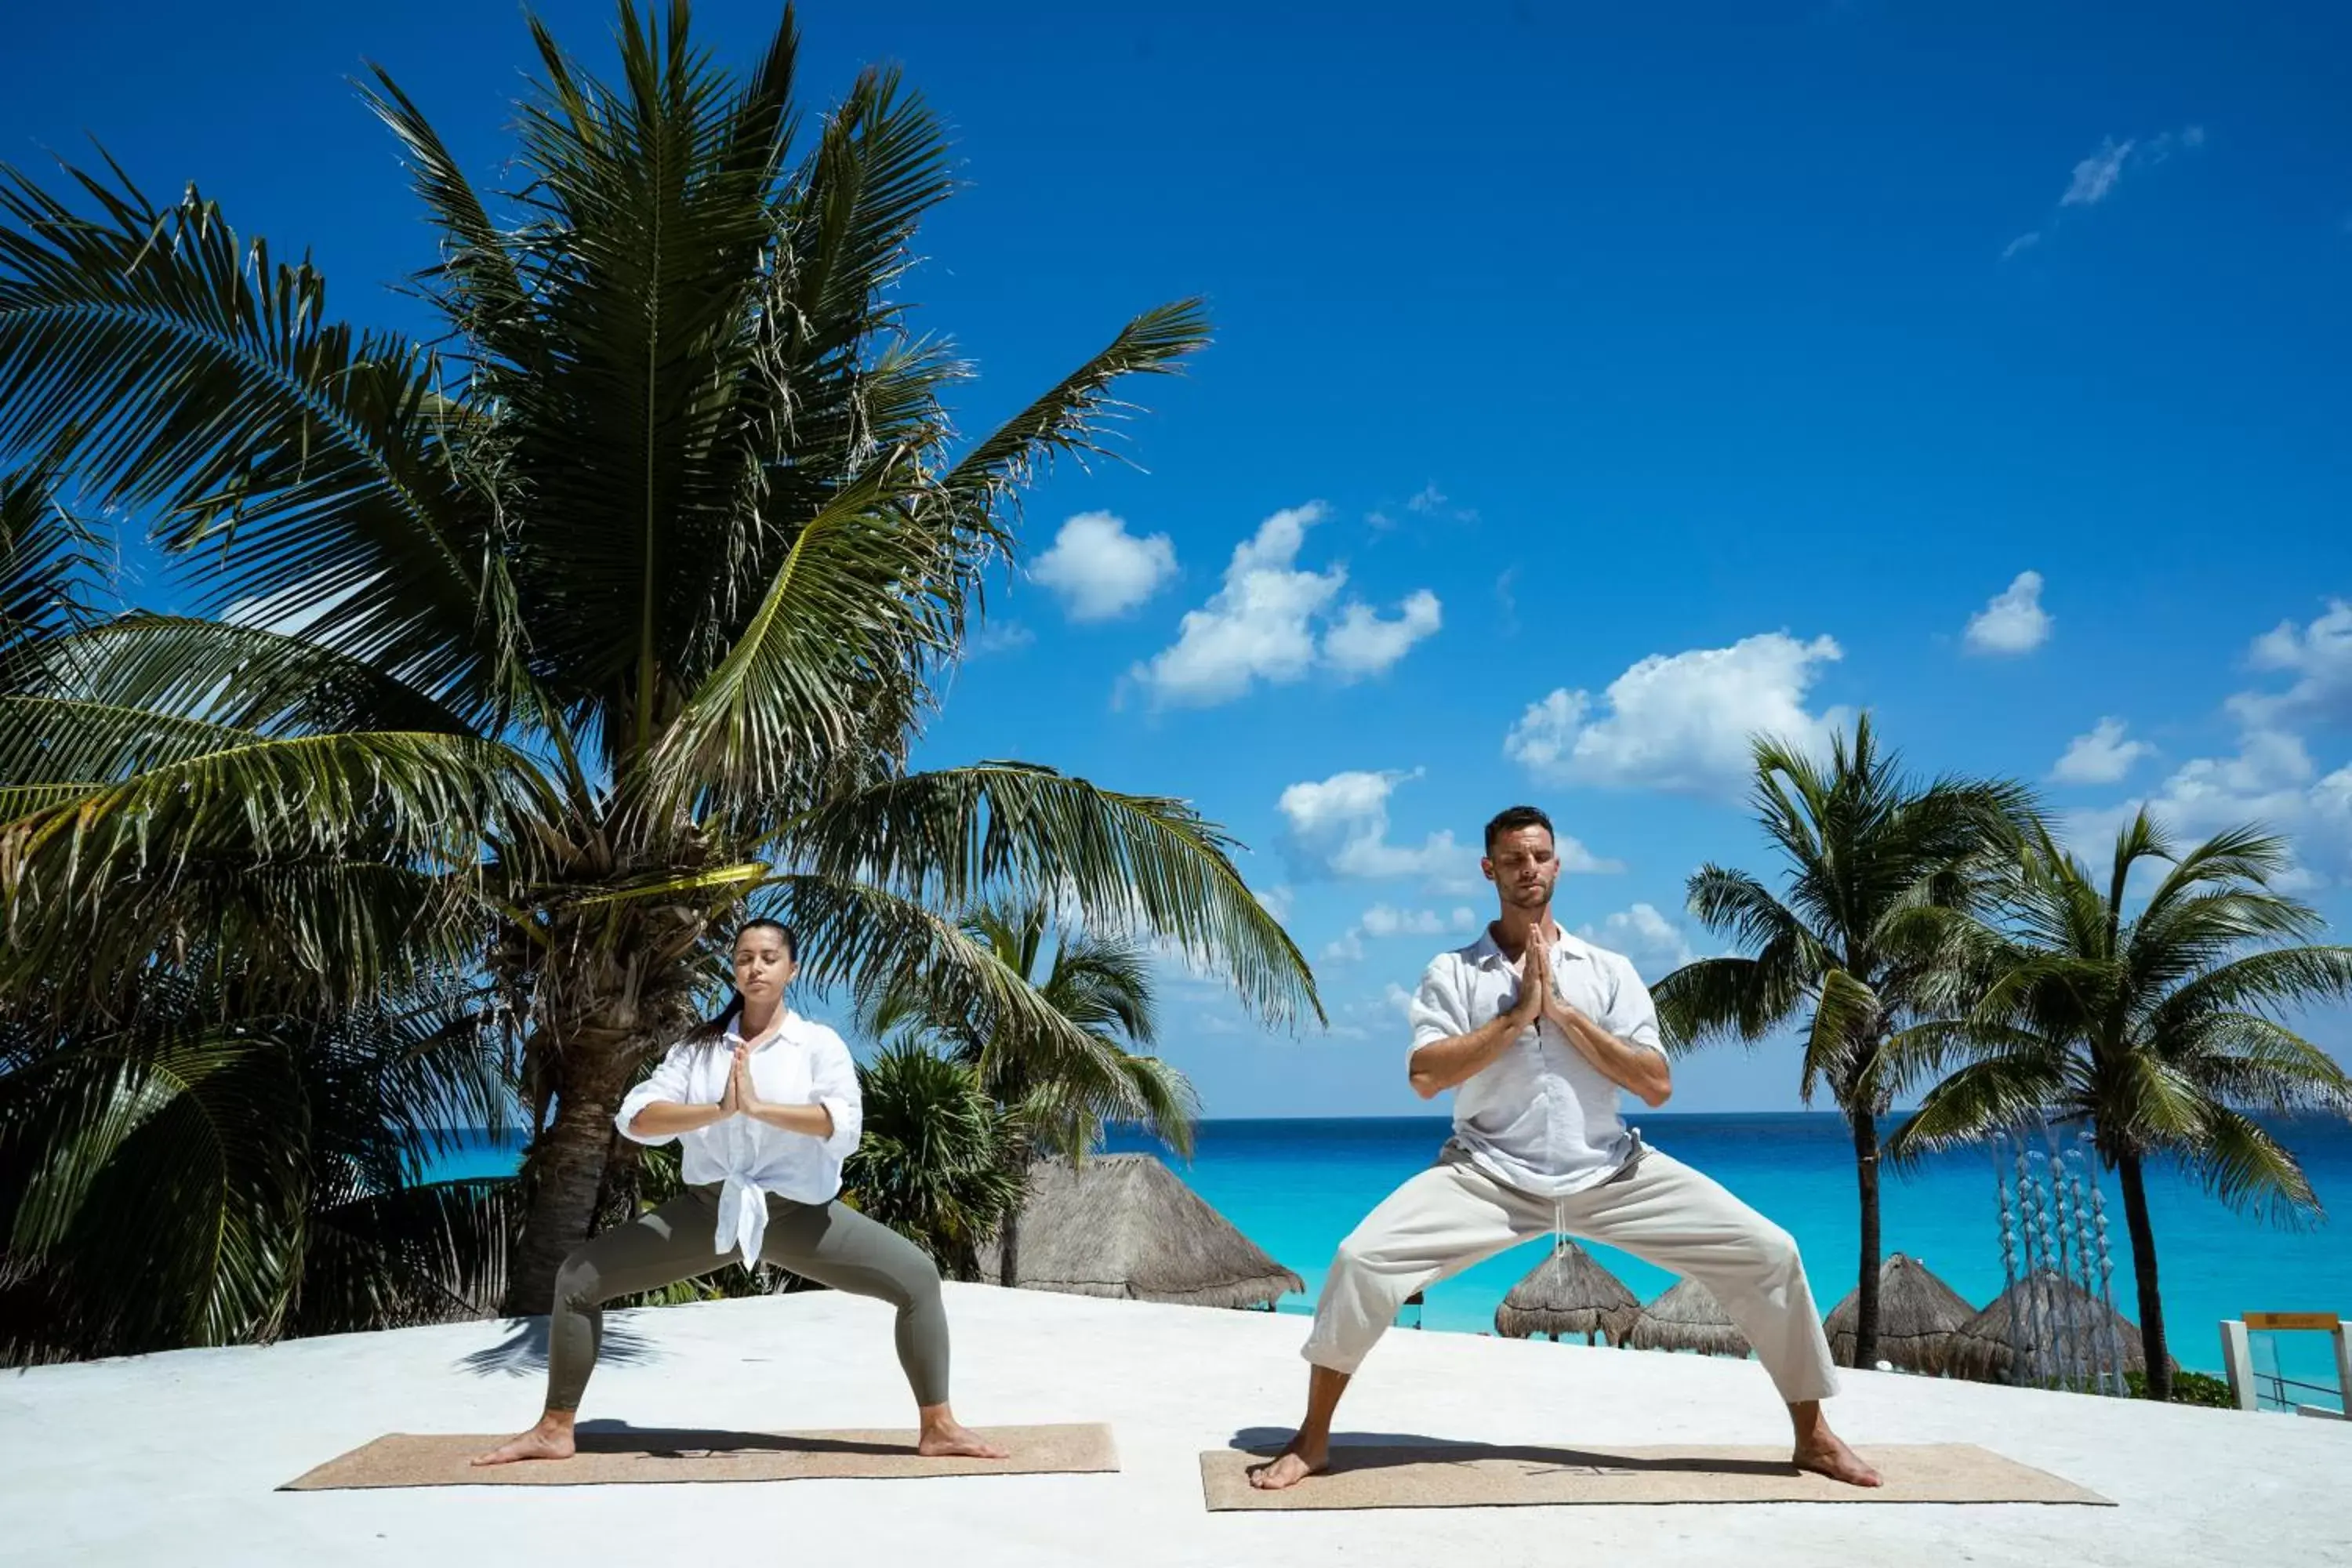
[1483,826,1559,909]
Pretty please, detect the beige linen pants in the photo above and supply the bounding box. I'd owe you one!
[1299,1144,1842,1403]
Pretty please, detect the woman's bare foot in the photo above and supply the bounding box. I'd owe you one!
[1793,1432,1882,1487]
[916,1406,1008,1460]
[1247,1435,1330,1491]
[471,1413,576,1467]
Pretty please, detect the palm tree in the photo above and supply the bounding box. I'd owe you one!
[0,966,516,1363]
[1887,815,2352,1399]
[841,1041,1025,1282]
[0,0,1319,1319]
[861,894,1196,1286]
[1653,715,2033,1370]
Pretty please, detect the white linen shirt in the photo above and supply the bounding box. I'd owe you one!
[614,1011,863,1268]
[1406,926,1665,1199]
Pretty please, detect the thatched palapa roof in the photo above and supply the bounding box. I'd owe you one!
[1824,1253,1977,1376]
[979,1154,1303,1310]
[1947,1268,2161,1385]
[1625,1277,1752,1358]
[1494,1243,1641,1344]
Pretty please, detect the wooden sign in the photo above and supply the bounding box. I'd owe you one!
[2244,1312,2340,1332]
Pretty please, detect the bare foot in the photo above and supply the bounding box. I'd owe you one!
[1247,1436,1329,1491]
[1794,1432,1882,1487]
[917,1419,1008,1460]
[471,1417,575,1467]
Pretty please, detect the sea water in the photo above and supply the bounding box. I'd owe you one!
[425,1111,2352,1389]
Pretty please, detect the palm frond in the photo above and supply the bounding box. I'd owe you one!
[775,762,1321,1027]
[0,158,514,708]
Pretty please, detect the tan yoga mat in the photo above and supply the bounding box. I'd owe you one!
[283,1423,1116,1490]
[1200,1441,2111,1510]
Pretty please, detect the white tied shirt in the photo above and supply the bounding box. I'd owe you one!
[614,1011,864,1268]
[1406,926,1665,1199]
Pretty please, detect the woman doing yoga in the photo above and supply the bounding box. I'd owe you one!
[474,919,1005,1465]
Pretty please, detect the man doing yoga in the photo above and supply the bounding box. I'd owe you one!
[1249,804,1881,1490]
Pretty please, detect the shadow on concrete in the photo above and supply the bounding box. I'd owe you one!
[567,1421,916,1458]
[1225,1427,1800,1477]
[456,1316,661,1379]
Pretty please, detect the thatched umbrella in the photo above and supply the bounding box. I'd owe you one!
[1494,1243,1642,1344]
[1625,1276,1752,1358]
[1947,1268,2161,1385]
[1824,1253,1976,1375]
[978,1154,1302,1310]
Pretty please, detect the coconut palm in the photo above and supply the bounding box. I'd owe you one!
[840,1041,1024,1282]
[0,448,103,672]
[1886,815,2352,1399]
[0,965,515,1364]
[1651,714,2033,1369]
[860,894,1195,1286]
[0,0,1319,1319]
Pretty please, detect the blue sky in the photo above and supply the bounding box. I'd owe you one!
[9,2,2351,1116]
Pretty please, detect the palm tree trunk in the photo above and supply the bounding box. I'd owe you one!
[996,1127,1031,1289]
[1849,1108,1882,1369]
[2114,1148,2172,1401]
[503,1050,630,1315]
[997,1203,1021,1288]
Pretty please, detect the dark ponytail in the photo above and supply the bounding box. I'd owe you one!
[684,919,797,1044]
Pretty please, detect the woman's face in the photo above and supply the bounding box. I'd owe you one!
[731,928,797,1007]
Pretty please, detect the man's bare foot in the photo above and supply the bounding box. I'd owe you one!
[1247,1435,1330,1491]
[471,1415,575,1467]
[1793,1432,1882,1487]
[916,1414,1008,1461]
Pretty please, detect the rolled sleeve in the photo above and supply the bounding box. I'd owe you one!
[615,1040,698,1145]
[809,1029,863,1160]
[1406,956,1470,1056]
[1606,956,1667,1054]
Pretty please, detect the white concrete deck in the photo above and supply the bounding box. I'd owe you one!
[6,1283,2344,1566]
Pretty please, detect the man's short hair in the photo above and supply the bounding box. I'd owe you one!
[1483,804,1555,854]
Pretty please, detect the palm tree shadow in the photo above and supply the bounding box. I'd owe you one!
[456,1316,661,1379]
[1226,1427,1800,1479]
[564,1421,919,1459]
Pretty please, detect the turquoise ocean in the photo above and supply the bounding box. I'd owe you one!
[427,1112,2352,1394]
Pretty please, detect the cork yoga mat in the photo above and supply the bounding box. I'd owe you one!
[283,1423,1117,1490]
[1200,1441,2111,1510]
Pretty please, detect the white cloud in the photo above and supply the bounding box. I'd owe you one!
[1503,632,1848,799]
[2061,128,2203,209]
[2061,138,2134,207]
[1964,571,2053,655]
[1279,768,1617,891]
[1577,903,1698,980]
[1129,503,1443,706]
[2067,604,2352,887]
[1030,510,1177,622]
[2237,600,2352,731]
[1251,884,1295,922]
[1382,982,1414,1018]
[1323,590,1443,679]
[2009,128,2207,259]
[1360,904,1449,938]
[2052,717,2154,785]
[1324,902,1472,963]
[1406,485,1448,515]
[1278,768,1480,891]
[970,620,1036,655]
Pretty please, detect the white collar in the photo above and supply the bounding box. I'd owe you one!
[728,1009,799,1050]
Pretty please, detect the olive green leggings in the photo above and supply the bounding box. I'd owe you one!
[545,1184,950,1412]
